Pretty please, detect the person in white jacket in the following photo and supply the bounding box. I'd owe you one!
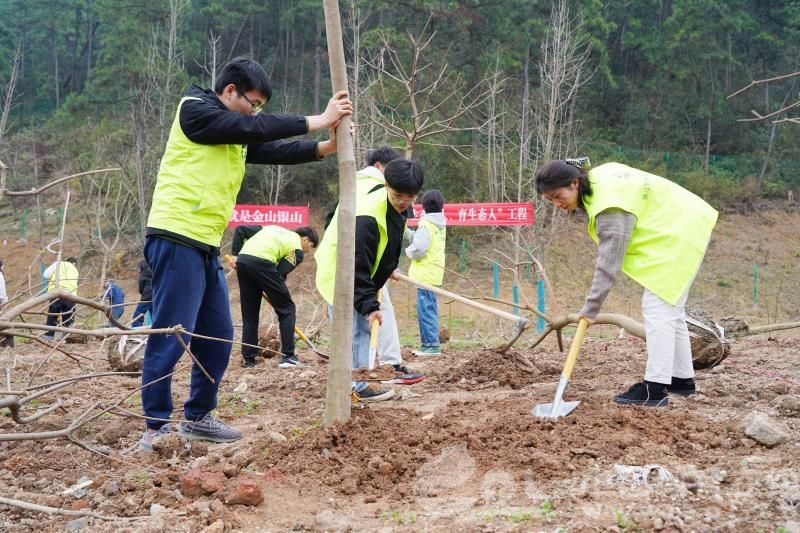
[0,259,11,347]
[405,190,447,355]
[0,259,7,306]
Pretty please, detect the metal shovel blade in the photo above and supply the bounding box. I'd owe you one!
[532,375,581,419]
[533,399,581,419]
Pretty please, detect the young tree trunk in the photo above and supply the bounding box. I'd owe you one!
[85,11,93,84]
[322,0,357,426]
[515,47,532,264]
[757,83,795,188]
[52,29,60,108]
[0,41,22,144]
[297,35,306,105]
[313,17,322,115]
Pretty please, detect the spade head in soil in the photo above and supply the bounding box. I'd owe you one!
[532,374,581,419]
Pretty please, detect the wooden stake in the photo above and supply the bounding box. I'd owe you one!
[322,0,357,426]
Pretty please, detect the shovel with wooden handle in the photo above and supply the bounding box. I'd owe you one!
[395,273,527,332]
[367,316,380,370]
[367,290,383,369]
[257,293,330,361]
[294,326,329,360]
[533,317,589,419]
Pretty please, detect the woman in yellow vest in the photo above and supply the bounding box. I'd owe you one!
[535,157,717,407]
[406,190,447,356]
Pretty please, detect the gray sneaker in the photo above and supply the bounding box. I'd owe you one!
[139,424,173,452]
[178,414,242,443]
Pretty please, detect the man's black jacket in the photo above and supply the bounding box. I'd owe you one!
[353,201,407,316]
[146,85,322,256]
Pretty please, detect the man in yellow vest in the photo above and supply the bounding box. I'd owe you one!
[535,157,717,408]
[406,190,447,356]
[358,147,425,384]
[324,146,425,384]
[230,224,319,369]
[42,257,80,340]
[316,159,424,402]
[138,58,352,451]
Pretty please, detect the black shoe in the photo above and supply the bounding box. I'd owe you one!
[278,355,301,369]
[243,359,257,369]
[667,377,696,397]
[356,385,395,402]
[613,381,669,407]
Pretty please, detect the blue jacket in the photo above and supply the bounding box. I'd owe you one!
[104,283,125,306]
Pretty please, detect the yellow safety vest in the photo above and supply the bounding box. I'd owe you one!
[147,97,247,247]
[356,166,385,197]
[315,189,389,305]
[239,225,301,264]
[408,219,446,286]
[47,261,79,295]
[584,163,718,305]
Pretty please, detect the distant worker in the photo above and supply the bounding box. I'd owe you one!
[406,190,447,356]
[0,259,12,347]
[131,259,153,328]
[102,279,125,325]
[535,158,717,407]
[0,259,7,306]
[42,257,80,340]
[316,159,424,403]
[231,224,319,369]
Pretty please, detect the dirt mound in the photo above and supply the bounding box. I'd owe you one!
[435,349,561,389]
[257,408,426,499]
[257,397,738,501]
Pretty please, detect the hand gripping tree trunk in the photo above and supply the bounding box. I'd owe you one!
[323,0,357,426]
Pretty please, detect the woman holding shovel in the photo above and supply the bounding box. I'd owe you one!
[535,158,717,407]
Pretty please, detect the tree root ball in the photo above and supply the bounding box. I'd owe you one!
[687,308,730,369]
[106,334,148,372]
[258,324,280,358]
[65,333,90,344]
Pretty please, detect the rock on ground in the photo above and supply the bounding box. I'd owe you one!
[225,479,264,506]
[742,412,791,448]
[315,509,351,532]
[180,468,228,497]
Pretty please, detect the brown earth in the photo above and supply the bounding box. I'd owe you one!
[0,207,799,530]
[0,329,798,531]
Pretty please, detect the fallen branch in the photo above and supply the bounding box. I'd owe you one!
[0,494,147,521]
[0,168,122,198]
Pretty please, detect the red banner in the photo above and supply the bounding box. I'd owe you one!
[407,202,534,226]
[228,205,309,228]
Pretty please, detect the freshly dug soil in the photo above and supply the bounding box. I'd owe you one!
[257,397,737,501]
[434,348,561,389]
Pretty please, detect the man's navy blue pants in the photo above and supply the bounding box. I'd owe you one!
[141,236,233,430]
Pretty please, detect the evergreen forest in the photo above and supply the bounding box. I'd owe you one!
[1,0,799,238]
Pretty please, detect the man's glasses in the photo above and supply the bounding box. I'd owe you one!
[238,90,264,113]
[387,188,416,207]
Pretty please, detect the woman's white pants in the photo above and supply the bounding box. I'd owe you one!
[642,287,694,384]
